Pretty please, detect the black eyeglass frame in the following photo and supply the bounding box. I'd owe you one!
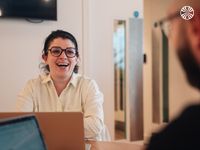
[154,11,181,37]
[48,46,77,58]
[154,11,180,28]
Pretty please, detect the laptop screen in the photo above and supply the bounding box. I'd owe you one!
[0,115,47,150]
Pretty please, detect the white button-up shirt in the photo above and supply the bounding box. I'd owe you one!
[16,73,104,140]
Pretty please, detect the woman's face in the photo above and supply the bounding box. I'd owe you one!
[43,37,78,80]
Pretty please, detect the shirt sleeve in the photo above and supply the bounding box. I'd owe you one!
[15,80,34,112]
[82,79,104,140]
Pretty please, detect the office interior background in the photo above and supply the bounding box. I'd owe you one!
[0,0,199,142]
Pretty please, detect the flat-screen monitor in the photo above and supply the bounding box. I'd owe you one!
[0,0,57,21]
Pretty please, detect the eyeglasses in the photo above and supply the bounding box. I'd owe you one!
[48,47,76,58]
[154,11,180,37]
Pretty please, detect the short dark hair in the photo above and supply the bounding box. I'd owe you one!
[41,30,79,73]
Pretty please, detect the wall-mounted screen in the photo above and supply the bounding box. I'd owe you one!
[0,0,57,21]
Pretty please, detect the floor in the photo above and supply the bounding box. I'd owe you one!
[115,129,126,140]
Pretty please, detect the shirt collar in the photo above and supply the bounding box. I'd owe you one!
[69,73,79,87]
[41,74,51,84]
[41,73,79,87]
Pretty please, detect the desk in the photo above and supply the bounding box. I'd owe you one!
[88,141,144,150]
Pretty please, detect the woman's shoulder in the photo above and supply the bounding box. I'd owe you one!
[74,73,96,83]
[25,74,49,86]
[73,73,99,87]
[73,74,102,94]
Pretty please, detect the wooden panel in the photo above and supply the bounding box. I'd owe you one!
[152,28,162,123]
[152,29,169,123]
[128,18,144,141]
[162,31,169,122]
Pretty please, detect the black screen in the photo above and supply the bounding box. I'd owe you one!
[0,0,57,20]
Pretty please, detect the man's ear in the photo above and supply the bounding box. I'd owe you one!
[188,14,200,65]
[191,12,200,31]
[42,54,47,62]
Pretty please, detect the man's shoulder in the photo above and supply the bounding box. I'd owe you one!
[159,103,200,134]
[147,103,200,150]
[182,104,200,116]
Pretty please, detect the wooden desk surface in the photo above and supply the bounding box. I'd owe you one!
[88,141,144,150]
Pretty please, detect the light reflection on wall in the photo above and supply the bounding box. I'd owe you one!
[0,8,2,16]
[113,20,126,140]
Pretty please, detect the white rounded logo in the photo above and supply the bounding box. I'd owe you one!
[180,6,194,20]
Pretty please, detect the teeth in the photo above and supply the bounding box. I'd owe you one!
[56,63,69,67]
[57,63,68,65]
[58,64,67,66]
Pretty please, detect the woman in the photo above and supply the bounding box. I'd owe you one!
[16,30,105,140]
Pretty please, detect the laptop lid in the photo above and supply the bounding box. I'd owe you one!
[0,115,47,150]
[0,112,85,150]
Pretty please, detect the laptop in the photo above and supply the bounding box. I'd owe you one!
[0,115,47,150]
[0,112,85,150]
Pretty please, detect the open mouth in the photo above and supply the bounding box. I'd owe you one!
[56,63,69,68]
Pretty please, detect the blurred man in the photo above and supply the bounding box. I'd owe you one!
[147,0,200,149]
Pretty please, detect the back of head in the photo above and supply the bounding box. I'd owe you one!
[167,0,200,90]
[168,0,200,15]
[166,0,200,46]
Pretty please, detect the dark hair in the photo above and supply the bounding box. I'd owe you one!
[41,30,79,73]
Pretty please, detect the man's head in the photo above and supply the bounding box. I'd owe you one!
[167,0,200,89]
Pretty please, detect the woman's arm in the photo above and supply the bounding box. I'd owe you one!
[82,80,104,140]
[15,80,34,112]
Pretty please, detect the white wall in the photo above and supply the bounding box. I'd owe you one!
[0,0,83,111]
[144,0,200,142]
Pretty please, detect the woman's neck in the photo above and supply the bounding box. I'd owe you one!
[51,75,72,96]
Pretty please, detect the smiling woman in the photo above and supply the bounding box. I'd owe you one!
[42,36,79,94]
[15,30,107,141]
[41,30,79,76]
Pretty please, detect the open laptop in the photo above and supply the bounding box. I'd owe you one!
[0,115,47,150]
[0,112,85,150]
